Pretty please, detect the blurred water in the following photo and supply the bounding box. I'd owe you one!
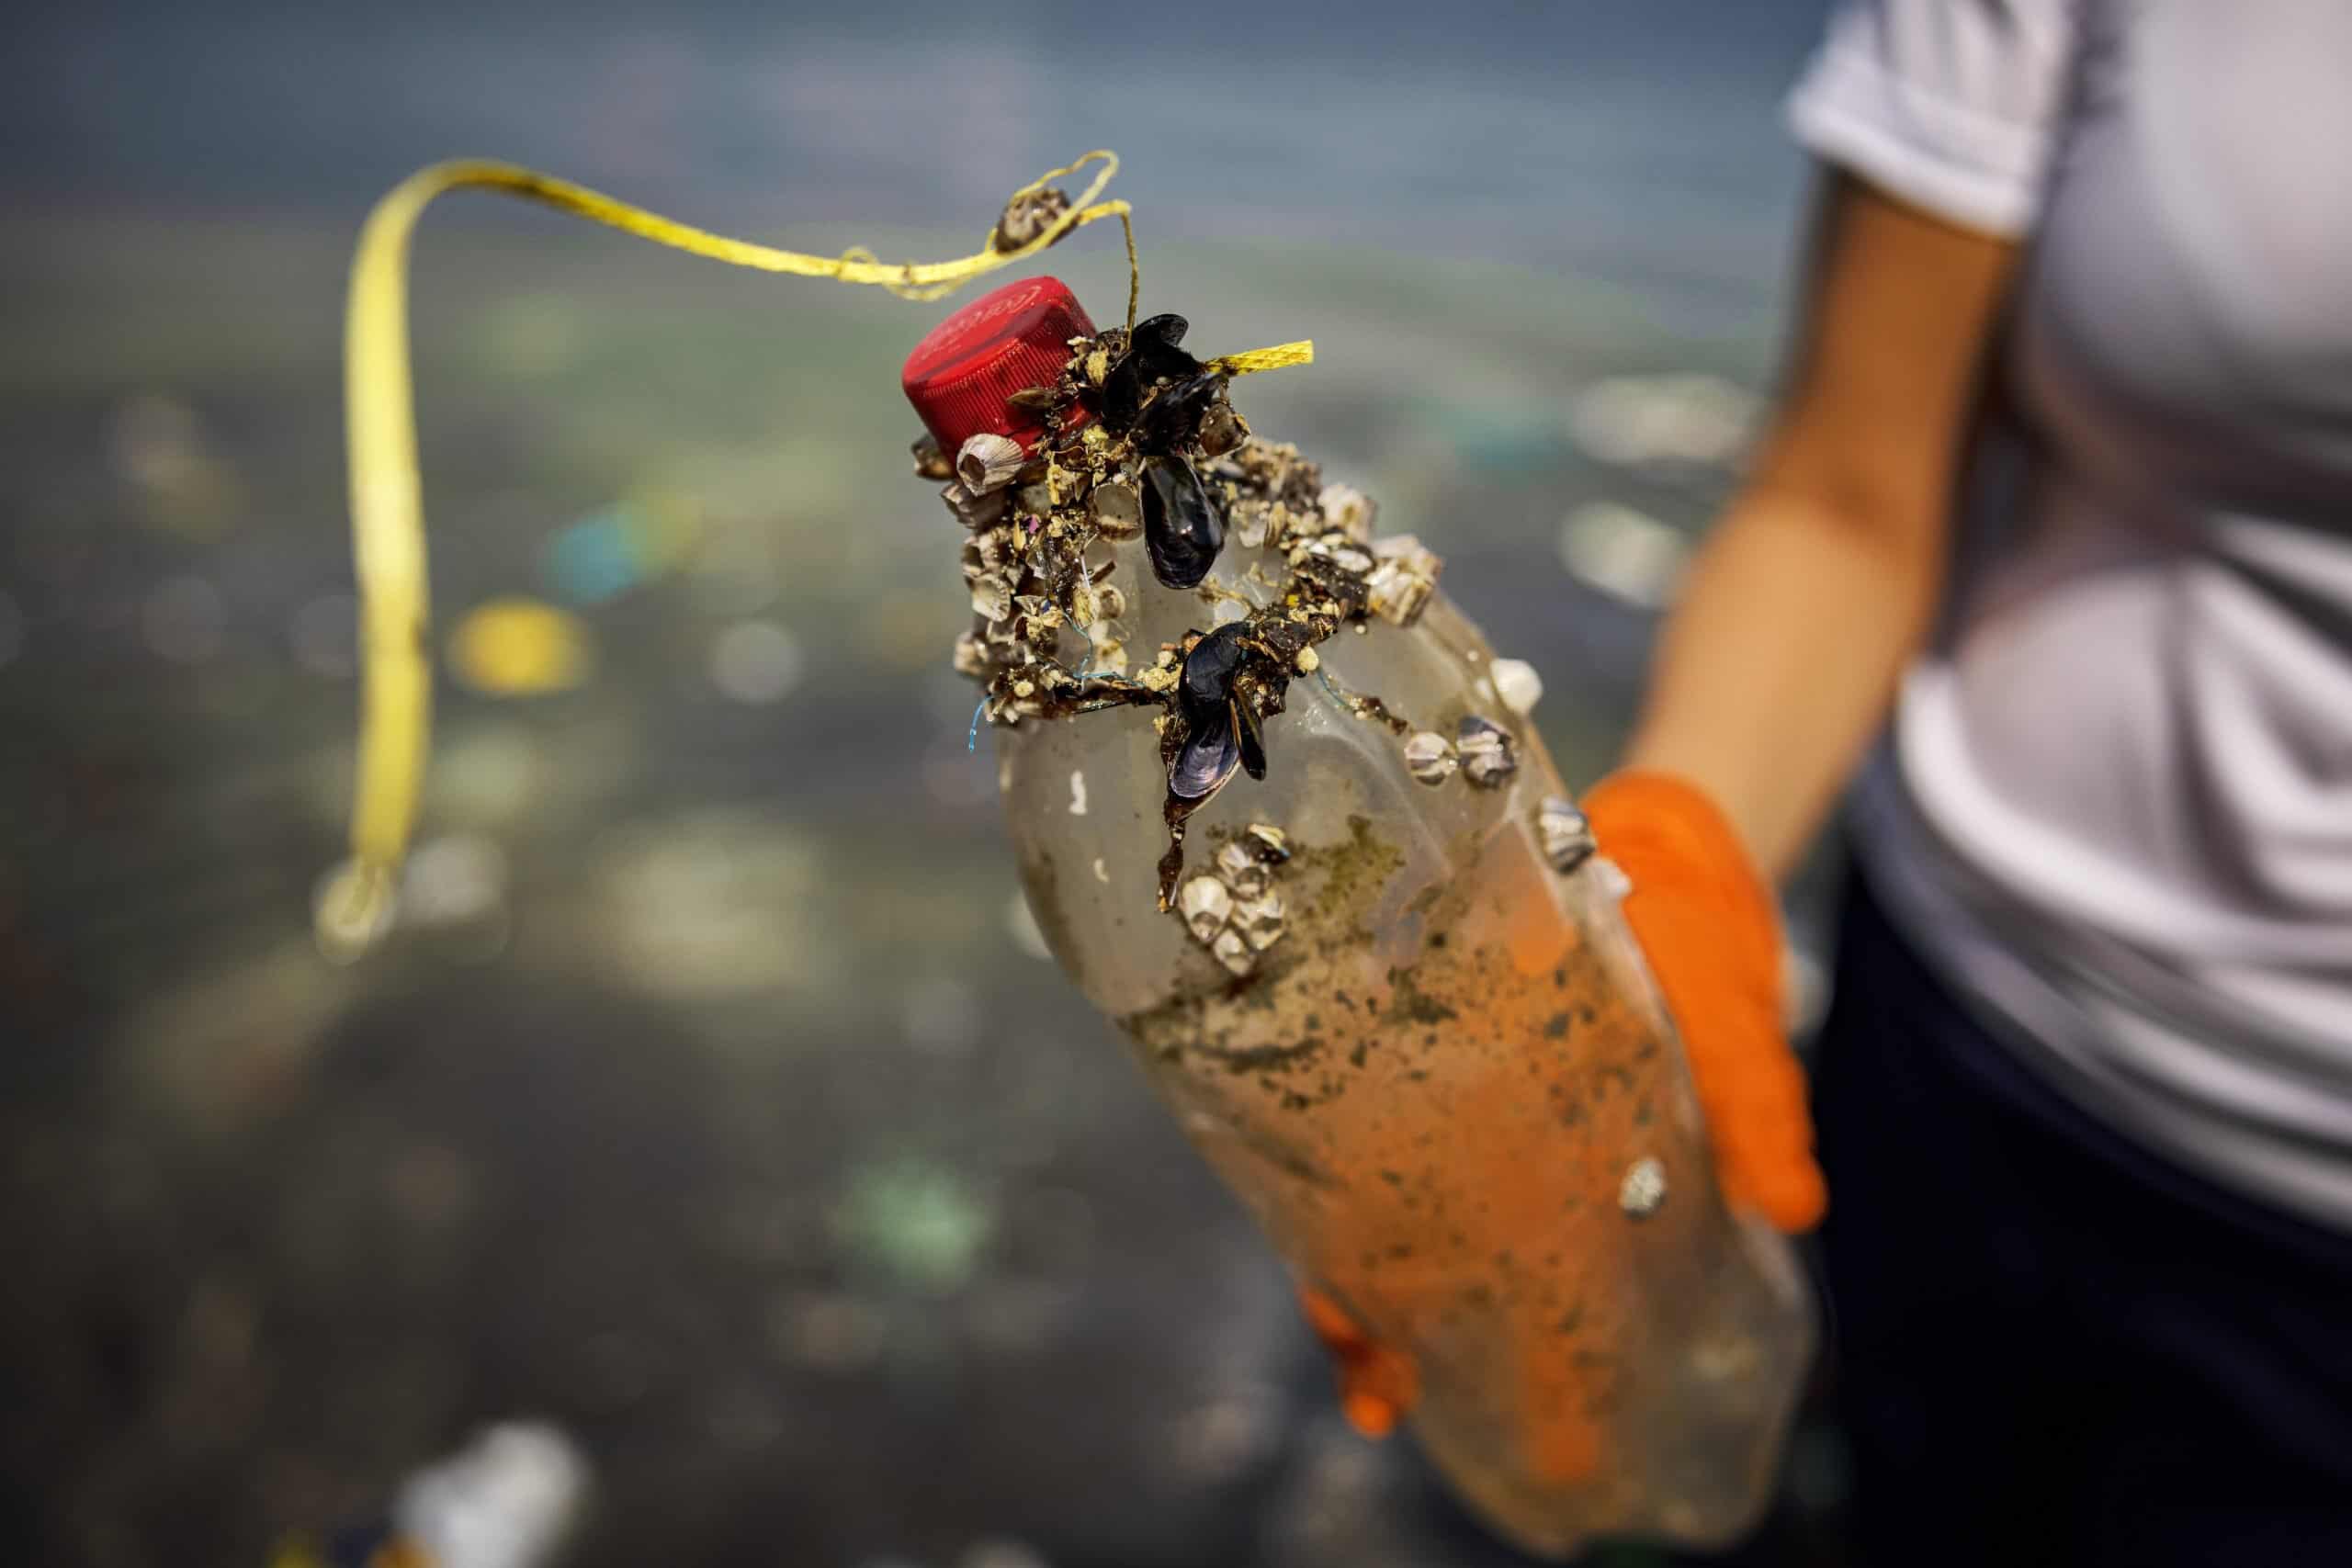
[0,5,1848,1564]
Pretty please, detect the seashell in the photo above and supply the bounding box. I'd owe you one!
[1170,712,1242,802]
[1457,715,1518,788]
[1231,890,1286,952]
[1179,623,1250,725]
[1134,371,1226,457]
[1244,823,1292,863]
[956,433,1026,495]
[1364,535,1442,627]
[992,185,1071,251]
[1404,731,1457,785]
[1142,456,1225,589]
[1211,927,1255,976]
[1538,797,1597,874]
[1491,658,1544,716]
[1319,483,1377,541]
[941,480,1010,531]
[1230,498,1274,550]
[1216,840,1269,898]
[911,431,953,480]
[1179,874,1232,943]
[1089,479,1143,538]
[1196,402,1247,457]
[969,574,1012,622]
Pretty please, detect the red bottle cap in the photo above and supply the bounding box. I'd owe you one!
[902,275,1096,457]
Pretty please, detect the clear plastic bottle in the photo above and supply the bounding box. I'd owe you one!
[907,278,1814,1558]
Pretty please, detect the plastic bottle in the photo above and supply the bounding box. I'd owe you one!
[904,276,1814,1558]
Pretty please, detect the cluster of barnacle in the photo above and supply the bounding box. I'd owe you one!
[1396,713,1600,877]
[913,307,1448,909]
[1174,825,1293,978]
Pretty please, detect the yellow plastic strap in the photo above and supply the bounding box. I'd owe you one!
[319,149,1309,957]
[1212,341,1316,377]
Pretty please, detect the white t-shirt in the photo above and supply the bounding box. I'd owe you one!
[1787,0,2352,1229]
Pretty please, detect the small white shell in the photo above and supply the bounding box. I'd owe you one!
[1319,483,1378,541]
[1404,731,1458,785]
[956,433,1026,495]
[1620,1156,1668,1217]
[1456,715,1518,788]
[1179,875,1233,943]
[1538,796,1597,874]
[1211,927,1255,976]
[941,480,1009,530]
[1216,841,1270,899]
[1231,891,1287,952]
[1490,658,1544,716]
[969,574,1012,623]
[1245,823,1292,863]
[1090,479,1143,538]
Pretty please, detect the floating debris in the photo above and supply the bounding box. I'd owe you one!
[1456,715,1518,788]
[1538,796,1598,874]
[1620,1156,1668,1218]
[448,597,592,696]
[1404,731,1458,785]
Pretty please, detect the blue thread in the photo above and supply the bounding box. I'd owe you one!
[967,696,987,751]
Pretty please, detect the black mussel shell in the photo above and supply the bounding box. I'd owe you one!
[1102,314,1204,434]
[1169,708,1242,802]
[1180,621,1250,721]
[1234,695,1267,782]
[1134,312,1189,349]
[1133,370,1227,457]
[1102,352,1148,433]
[1142,456,1225,589]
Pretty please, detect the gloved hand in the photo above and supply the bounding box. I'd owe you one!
[1300,768,1826,1438]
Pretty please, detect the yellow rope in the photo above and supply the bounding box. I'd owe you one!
[318,148,1310,957]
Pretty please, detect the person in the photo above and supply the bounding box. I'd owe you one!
[1631,0,2352,1561]
[1316,3,2352,1562]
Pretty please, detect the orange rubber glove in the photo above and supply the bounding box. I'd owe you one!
[1581,769,1826,1233]
[1301,768,1826,1438]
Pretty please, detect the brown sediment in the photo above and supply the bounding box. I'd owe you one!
[1118,819,1702,1515]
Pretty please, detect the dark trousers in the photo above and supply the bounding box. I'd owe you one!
[1812,870,2352,1567]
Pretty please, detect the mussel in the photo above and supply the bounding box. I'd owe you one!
[1170,714,1241,801]
[1141,456,1225,589]
[1102,312,1204,434]
[1133,370,1228,457]
[1169,623,1266,802]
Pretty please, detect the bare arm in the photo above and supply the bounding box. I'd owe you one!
[1623,172,2019,878]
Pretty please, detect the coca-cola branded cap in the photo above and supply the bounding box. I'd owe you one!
[902,275,1096,457]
